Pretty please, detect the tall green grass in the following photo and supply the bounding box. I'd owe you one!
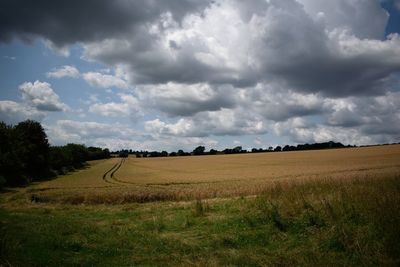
[1,175,399,266]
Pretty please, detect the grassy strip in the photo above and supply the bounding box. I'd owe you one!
[1,175,399,266]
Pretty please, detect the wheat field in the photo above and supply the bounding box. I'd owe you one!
[2,145,400,266]
[25,144,400,204]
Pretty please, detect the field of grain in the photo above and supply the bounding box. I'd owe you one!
[2,145,400,266]
[23,145,400,204]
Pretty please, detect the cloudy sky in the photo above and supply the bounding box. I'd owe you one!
[1,0,400,151]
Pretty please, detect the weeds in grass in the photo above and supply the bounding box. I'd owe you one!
[251,175,400,265]
[182,214,193,228]
[255,198,287,231]
[1,173,399,266]
[192,199,209,217]
[151,216,165,233]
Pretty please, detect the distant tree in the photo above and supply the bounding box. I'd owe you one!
[282,145,296,151]
[103,148,111,159]
[65,144,89,167]
[161,151,168,157]
[223,146,245,154]
[177,149,190,156]
[193,146,205,155]
[233,146,242,153]
[223,148,233,154]
[274,146,282,152]
[49,146,70,173]
[169,152,177,157]
[209,149,218,155]
[149,151,161,157]
[118,150,129,158]
[88,146,105,160]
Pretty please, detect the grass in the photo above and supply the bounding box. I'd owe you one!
[1,175,400,266]
[0,145,399,266]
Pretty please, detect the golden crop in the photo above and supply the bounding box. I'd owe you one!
[31,145,400,204]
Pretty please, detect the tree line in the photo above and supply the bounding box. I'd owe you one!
[1,120,353,187]
[115,141,350,158]
[0,120,110,188]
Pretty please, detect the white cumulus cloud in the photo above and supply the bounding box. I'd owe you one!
[0,101,45,125]
[88,94,141,119]
[19,80,68,111]
[47,65,80,78]
[82,72,129,90]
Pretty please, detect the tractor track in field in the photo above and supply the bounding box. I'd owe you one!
[102,158,229,188]
[108,158,143,186]
[103,158,167,188]
[110,158,125,180]
[102,158,241,188]
[103,158,138,186]
[102,159,123,184]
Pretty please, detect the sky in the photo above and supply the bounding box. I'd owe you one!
[1,0,400,152]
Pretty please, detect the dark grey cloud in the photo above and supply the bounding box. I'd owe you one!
[266,91,400,145]
[2,0,400,147]
[3,0,399,98]
[0,0,211,45]
[265,47,400,97]
[83,29,256,87]
[327,108,364,127]
[246,0,399,97]
[240,84,326,121]
[299,0,388,40]
[80,0,400,98]
[137,83,236,117]
[326,92,400,135]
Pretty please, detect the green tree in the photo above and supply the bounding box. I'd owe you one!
[233,146,242,153]
[49,146,70,173]
[209,149,218,155]
[64,144,89,168]
[0,122,26,186]
[1,120,113,187]
[14,120,50,181]
[193,146,205,155]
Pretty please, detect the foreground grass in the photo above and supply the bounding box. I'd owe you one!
[1,176,399,266]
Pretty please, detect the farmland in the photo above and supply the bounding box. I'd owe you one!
[1,145,400,266]
[26,144,400,204]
